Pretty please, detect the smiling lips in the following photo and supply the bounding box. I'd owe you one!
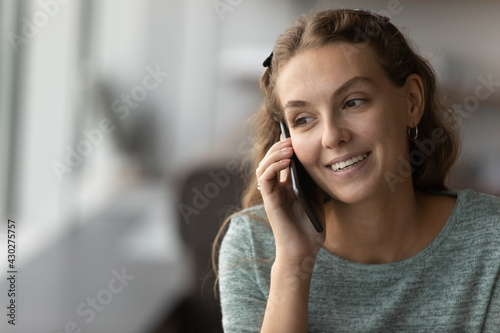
[330,153,369,171]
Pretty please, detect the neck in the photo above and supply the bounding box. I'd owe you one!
[323,185,425,264]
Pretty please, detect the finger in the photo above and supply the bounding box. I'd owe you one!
[279,159,291,183]
[256,146,294,179]
[261,137,292,162]
[258,159,291,193]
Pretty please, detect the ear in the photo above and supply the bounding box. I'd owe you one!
[404,73,425,127]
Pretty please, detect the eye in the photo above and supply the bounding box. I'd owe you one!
[292,116,314,127]
[344,98,367,109]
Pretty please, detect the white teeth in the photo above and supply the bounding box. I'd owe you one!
[331,153,368,171]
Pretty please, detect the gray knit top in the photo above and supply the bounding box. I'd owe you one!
[219,190,500,332]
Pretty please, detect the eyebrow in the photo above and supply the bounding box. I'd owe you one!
[282,76,377,111]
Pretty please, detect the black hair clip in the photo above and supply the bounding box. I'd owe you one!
[263,52,273,69]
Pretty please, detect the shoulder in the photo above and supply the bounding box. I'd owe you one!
[454,189,500,224]
[227,204,270,229]
[462,189,500,211]
[224,204,272,240]
[448,189,500,248]
[219,205,275,268]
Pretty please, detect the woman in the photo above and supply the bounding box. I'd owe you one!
[215,9,500,332]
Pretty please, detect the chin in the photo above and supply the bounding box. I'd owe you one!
[323,179,382,205]
[330,191,369,205]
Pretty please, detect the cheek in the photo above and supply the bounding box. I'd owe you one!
[368,107,410,162]
[292,133,321,166]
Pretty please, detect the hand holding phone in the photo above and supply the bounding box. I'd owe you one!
[280,121,324,233]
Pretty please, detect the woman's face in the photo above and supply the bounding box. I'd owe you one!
[275,43,420,204]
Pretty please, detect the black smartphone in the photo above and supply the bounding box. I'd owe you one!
[279,121,324,233]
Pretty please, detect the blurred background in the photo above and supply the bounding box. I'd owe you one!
[0,0,499,332]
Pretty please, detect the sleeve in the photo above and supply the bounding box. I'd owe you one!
[218,214,269,333]
[482,200,500,332]
[483,266,500,331]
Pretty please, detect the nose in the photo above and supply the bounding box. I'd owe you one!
[321,117,350,149]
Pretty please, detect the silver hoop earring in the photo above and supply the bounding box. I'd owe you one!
[408,125,418,141]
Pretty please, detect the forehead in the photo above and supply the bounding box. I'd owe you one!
[275,43,386,102]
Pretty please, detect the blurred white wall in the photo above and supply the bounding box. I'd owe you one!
[1,0,83,259]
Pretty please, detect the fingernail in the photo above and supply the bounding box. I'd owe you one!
[280,137,290,143]
[281,147,292,152]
